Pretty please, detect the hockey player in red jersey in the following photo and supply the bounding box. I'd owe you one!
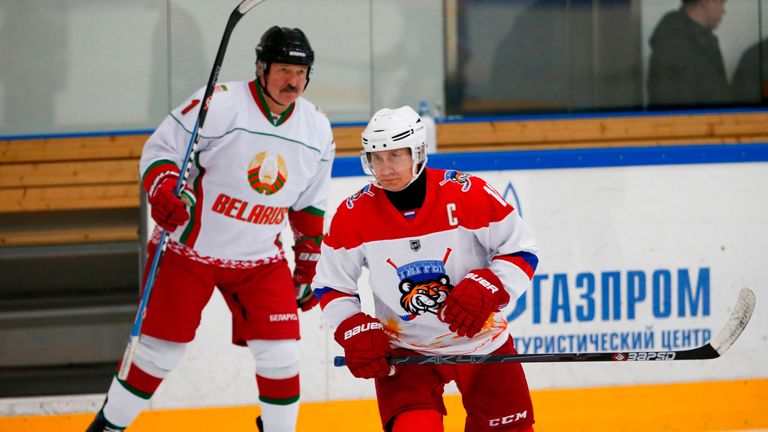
[85,26,334,432]
[313,106,537,431]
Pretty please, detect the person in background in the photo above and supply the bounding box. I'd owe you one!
[647,0,731,108]
[85,26,334,432]
[312,106,538,431]
[732,38,768,105]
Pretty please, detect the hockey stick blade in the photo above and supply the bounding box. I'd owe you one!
[238,0,267,13]
[709,287,755,355]
[333,288,755,367]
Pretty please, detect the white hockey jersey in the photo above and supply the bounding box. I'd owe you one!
[313,168,538,356]
[140,80,335,264]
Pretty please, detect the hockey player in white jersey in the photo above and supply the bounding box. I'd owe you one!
[312,106,537,431]
[85,26,334,432]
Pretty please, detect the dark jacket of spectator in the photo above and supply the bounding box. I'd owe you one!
[647,9,731,108]
[732,39,768,105]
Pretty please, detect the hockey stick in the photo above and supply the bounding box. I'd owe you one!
[333,287,755,366]
[118,0,267,380]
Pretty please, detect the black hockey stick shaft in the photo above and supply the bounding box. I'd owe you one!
[118,0,266,380]
[334,288,755,367]
[334,345,717,367]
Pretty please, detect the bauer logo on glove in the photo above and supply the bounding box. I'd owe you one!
[465,271,500,294]
[334,313,393,379]
[343,321,384,340]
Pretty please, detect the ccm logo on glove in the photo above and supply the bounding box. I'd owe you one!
[344,322,384,340]
[465,272,499,293]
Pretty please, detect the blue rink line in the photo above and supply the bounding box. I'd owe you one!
[330,143,768,178]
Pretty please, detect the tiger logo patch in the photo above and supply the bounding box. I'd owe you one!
[388,257,453,321]
[399,276,452,319]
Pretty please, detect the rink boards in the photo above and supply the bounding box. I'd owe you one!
[1,144,767,430]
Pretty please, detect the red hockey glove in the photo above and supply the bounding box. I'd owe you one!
[438,268,509,338]
[293,237,321,311]
[334,313,393,379]
[149,176,194,232]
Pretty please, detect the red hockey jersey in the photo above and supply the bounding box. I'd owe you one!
[313,168,538,355]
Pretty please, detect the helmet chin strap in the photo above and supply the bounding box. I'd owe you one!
[257,70,282,109]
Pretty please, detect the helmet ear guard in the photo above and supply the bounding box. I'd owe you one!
[360,106,428,184]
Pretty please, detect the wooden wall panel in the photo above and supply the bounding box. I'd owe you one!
[0,160,138,188]
[0,184,139,213]
[1,112,766,246]
[0,135,145,163]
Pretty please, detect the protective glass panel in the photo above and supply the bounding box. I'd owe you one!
[447,0,766,116]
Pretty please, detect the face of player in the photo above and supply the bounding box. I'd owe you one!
[260,62,308,113]
[369,148,414,192]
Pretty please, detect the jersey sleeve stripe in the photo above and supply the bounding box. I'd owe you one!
[179,158,205,247]
[288,208,325,239]
[141,159,179,194]
[291,205,325,216]
[493,251,538,280]
[180,98,201,115]
[314,286,358,309]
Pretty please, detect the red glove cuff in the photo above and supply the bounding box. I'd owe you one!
[462,268,509,310]
[289,208,324,288]
[293,238,321,284]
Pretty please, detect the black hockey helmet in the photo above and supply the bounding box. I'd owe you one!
[256,26,314,69]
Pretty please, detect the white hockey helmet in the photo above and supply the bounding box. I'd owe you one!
[360,106,428,184]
